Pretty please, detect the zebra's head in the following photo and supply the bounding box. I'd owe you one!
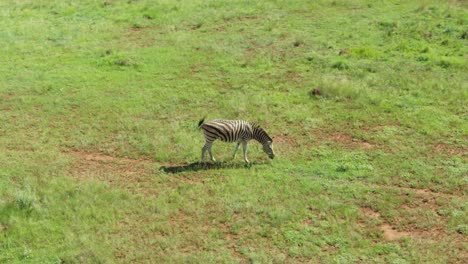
[263,141,275,159]
[252,124,275,159]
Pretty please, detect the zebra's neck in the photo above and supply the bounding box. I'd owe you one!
[252,126,270,144]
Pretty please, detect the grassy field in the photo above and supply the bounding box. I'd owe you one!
[0,0,467,263]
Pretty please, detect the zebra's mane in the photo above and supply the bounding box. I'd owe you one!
[250,122,272,142]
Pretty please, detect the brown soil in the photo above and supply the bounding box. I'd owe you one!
[313,129,375,150]
[275,134,299,148]
[219,222,248,263]
[223,15,260,23]
[432,142,467,157]
[123,26,161,48]
[380,223,410,241]
[360,207,410,241]
[359,181,466,243]
[69,151,156,195]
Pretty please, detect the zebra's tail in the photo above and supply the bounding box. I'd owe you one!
[197,116,206,129]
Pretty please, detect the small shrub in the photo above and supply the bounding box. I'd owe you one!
[143,14,153,20]
[351,47,382,59]
[456,224,467,235]
[416,55,429,62]
[191,21,203,30]
[336,164,348,172]
[378,21,398,36]
[15,190,37,214]
[312,77,368,102]
[331,60,350,70]
[293,38,305,47]
[420,47,430,53]
[435,57,464,68]
[98,52,138,68]
[308,88,321,97]
[460,30,468,39]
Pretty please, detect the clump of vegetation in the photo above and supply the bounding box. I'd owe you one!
[98,51,139,68]
[331,59,350,70]
[14,190,38,214]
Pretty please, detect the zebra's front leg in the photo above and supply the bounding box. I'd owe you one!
[232,142,241,160]
[242,141,249,163]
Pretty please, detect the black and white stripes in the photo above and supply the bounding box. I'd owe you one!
[198,118,274,163]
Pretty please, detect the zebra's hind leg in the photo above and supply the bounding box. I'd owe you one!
[201,142,211,162]
[202,142,216,162]
[201,146,206,162]
[232,142,241,160]
[242,141,249,163]
[208,145,216,162]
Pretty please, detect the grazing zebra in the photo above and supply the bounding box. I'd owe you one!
[198,118,275,163]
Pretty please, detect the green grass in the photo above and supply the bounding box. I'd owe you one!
[1,0,467,263]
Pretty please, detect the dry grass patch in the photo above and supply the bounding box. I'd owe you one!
[360,184,466,245]
[275,134,299,149]
[313,128,376,150]
[68,151,156,195]
[360,207,410,241]
[122,25,162,48]
[432,142,467,157]
[219,222,248,263]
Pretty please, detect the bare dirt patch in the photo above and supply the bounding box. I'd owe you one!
[361,182,465,236]
[244,48,256,57]
[394,187,455,240]
[0,93,16,102]
[360,207,410,241]
[167,207,252,262]
[275,134,299,148]
[70,150,151,168]
[369,182,464,199]
[188,63,210,76]
[313,129,375,150]
[69,151,155,193]
[379,223,410,241]
[360,123,402,133]
[223,15,260,23]
[360,207,381,218]
[330,132,374,149]
[286,70,303,84]
[219,222,248,263]
[114,215,167,261]
[122,26,161,48]
[432,142,466,157]
[359,182,466,244]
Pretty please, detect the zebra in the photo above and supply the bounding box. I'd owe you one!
[198,118,275,163]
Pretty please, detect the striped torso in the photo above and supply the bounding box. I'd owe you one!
[201,119,254,143]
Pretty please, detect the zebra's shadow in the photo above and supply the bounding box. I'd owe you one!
[160,161,266,174]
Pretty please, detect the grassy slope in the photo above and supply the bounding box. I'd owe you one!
[0,0,466,263]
